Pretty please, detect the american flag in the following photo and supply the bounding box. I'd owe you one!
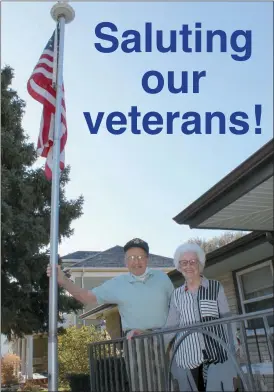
[27,24,67,180]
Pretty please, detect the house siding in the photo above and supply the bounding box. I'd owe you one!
[217,272,239,315]
[246,336,272,363]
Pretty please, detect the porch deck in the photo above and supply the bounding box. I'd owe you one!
[88,309,273,392]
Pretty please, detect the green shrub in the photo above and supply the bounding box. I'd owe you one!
[58,325,108,387]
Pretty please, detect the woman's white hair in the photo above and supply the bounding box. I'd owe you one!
[173,242,206,271]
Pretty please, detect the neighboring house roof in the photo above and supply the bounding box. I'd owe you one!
[62,251,99,260]
[173,138,274,232]
[70,245,173,269]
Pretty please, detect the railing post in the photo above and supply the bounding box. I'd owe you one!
[239,322,258,392]
[88,345,96,392]
[158,334,169,391]
[263,315,274,360]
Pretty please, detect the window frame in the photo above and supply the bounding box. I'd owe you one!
[236,260,274,330]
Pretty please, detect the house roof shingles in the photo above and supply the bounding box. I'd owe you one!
[62,251,99,260]
[69,246,173,269]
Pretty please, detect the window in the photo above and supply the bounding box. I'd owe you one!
[236,260,274,330]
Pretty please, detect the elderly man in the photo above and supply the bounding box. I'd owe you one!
[47,238,174,390]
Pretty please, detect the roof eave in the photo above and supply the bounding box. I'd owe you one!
[173,139,274,225]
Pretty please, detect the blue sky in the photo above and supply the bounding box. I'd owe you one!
[2,1,273,261]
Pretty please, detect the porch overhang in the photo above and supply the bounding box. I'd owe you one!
[173,139,274,232]
[79,304,117,320]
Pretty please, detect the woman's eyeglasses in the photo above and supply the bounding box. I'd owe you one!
[179,259,198,267]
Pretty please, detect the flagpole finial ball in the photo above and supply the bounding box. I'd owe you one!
[51,2,75,24]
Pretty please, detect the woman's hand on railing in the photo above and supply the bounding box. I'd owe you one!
[126,329,143,340]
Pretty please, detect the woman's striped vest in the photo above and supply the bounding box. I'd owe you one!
[173,279,228,369]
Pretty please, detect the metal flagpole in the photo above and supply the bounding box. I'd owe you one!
[48,3,75,391]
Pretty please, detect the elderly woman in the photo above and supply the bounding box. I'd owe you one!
[165,243,238,392]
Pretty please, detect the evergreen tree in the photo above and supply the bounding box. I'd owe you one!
[1,66,84,340]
